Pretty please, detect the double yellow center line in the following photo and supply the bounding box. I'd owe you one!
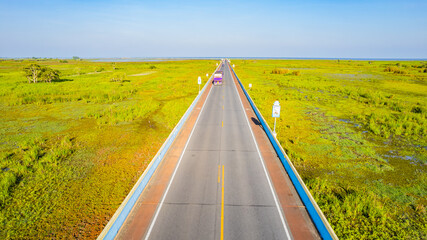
[218,165,225,240]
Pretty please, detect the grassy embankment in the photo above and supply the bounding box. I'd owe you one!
[234,59,426,239]
[0,59,216,239]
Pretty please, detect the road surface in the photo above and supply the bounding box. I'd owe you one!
[116,62,320,240]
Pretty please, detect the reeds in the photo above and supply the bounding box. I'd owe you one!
[271,68,290,74]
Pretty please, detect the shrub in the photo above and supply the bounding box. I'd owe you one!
[393,69,407,74]
[149,65,157,69]
[110,72,126,82]
[39,67,60,83]
[291,70,301,76]
[95,66,104,72]
[411,106,423,114]
[384,66,407,74]
[384,66,398,72]
[271,68,289,74]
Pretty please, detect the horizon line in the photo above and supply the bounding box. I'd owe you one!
[1,57,426,61]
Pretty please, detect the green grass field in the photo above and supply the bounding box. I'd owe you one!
[233,59,426,239]
[0,59,216,239]
[1,58,425,239]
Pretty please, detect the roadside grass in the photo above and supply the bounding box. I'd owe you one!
[0,59,216,238]
[233,59,426,239]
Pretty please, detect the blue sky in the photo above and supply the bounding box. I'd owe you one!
[0,0,426,58]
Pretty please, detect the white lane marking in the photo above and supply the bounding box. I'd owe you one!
[144,85,214,240]
[229,65,292,240]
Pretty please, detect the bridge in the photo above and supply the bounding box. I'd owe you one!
[99,60,337,240]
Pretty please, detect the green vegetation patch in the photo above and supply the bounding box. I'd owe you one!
[234,59,426,239]
[0,59,217,238]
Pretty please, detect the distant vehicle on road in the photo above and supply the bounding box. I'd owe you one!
[213,71,223,85]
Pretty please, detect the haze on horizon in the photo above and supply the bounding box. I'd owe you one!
[0,0,426,59]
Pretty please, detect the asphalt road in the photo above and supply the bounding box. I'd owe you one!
[144,62,293,240]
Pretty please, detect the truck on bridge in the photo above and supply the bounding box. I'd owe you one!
[213,71,223,85]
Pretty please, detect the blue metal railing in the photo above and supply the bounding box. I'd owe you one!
[229,63,334,240]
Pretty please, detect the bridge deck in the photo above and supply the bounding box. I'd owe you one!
[116,63,320,240]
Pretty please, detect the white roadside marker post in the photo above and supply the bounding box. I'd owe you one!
[272,101,280,138]
[233,64,235,68]
[249,83,252,91]
[198,76,202,93]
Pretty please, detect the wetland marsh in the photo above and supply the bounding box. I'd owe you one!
[0,59,216,239]
[234,59,426,239]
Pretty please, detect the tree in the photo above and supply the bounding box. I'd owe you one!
[23,64,42,83]
[40,67,60,83]
[23,64,60,83]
